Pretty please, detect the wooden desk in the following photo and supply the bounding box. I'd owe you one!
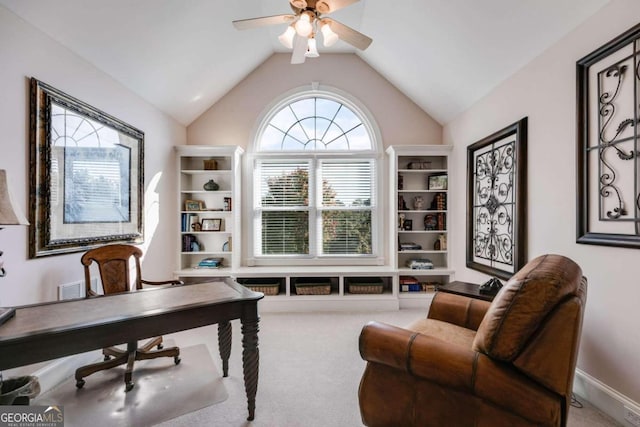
[0,280,263,421]
[437,280,497,302]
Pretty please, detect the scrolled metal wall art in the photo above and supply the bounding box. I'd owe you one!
[577,22,640,247]
[466,118,527,279]
[598,65,639,219]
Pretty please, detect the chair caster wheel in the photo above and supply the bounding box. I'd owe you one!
[104,355,111,361]
[76,379,85,389]
[174,356,181,365]
[125,382,134,392]
[157,344,164,350]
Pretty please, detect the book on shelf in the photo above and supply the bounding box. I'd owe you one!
[421,282,439,292]
[399,242,422,251]
[399,276,419,285]
[429,192,447,211]
[197,257,223,268]
[182,213,200,232]
[183,234,199,252]
[406,258,434,269]
[437,213,446,231]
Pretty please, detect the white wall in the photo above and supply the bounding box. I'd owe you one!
[444,0,640,404]
[188,53,442,149]
[0,6,186,306]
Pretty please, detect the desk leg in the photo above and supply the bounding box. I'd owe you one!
[241,307,260,421]
[217,321,232,377]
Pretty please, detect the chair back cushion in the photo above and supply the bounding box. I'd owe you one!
[472,254,583,361]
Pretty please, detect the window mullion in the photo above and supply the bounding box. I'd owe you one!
[309,158,319,257]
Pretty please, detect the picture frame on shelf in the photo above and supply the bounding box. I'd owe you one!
[403,219,413,231]
[428,174,448,190]
[466,117,527,280]
[185,199,205,211]
[201,218,222,231]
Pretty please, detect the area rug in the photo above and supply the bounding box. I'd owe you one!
[34,343,228,427]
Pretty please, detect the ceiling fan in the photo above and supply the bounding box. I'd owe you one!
[232,0,372,65]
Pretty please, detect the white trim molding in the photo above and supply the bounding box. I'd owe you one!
[573,368,640,425]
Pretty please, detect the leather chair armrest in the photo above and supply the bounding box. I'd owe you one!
[359,321,477,392]
[359,321,559,422]
[427,292,491,330]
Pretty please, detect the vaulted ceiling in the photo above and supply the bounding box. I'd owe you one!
[0,0,609,126]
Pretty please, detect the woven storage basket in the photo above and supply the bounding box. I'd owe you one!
[294,277,332,295]
[347,277,384,294]
[245,284,279,296]
[237,278,281,296]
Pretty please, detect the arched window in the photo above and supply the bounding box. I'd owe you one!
[259,97,373,151]
[250,89,381,264]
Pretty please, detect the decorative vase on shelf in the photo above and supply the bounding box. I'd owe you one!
[203,179,219,191]
[413,196,425,210]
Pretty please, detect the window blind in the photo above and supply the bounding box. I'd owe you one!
[256,161,310,255]
[318,160,374,255]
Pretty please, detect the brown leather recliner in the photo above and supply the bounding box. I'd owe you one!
[358,254,587,427]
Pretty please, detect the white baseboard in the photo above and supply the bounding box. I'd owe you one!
[573,368,640,425]
[32,351,101,395]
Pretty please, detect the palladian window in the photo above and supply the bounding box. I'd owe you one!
[251,92,380,263]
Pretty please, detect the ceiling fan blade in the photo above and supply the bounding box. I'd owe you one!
[291,34,308,64]
[312,0,359,14]
[232,14,295,30]
[324,18,371,50]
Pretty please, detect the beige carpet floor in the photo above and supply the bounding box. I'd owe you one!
[36,309,622,426]
[162,309,621,427]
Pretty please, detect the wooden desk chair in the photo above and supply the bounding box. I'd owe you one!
[74,244,183,392]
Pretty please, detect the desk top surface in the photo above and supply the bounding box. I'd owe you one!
[0,281,262,341]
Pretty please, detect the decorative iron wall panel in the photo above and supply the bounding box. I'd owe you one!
[577,23,640,247]
[466,118,527,279]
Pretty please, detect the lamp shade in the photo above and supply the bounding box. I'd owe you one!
[278,25,295,49]
[320,21,339,47]
[0,170,29,226]
[305,37,319,58]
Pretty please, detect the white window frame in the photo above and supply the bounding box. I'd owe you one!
[245,85,384,267]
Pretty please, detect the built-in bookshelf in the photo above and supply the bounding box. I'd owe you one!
[387,145,454,306]
[175,145,243,278]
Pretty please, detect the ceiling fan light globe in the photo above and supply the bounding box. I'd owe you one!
[305,37,319,58]
[320,22,339,46]
[278,25,296,49]
[295,13,313,37]
[290,0,307,9]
